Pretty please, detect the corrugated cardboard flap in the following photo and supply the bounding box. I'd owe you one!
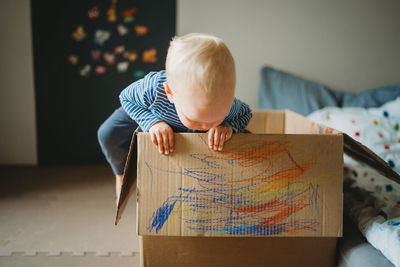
[115,128,139,225]
[343,133,400,184]
[283,109,400,184]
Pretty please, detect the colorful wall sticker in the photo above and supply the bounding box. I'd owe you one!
[80,64,91,77]
[122,7,136,23]
[107,0,118,22]
[91,49,101,60]
[114,45,125,54]
[117,61,129,72]
[94,29,111,46]
[88,5,100,19]
[103,52,116,66]
[68,55,79,65]
[134,25,148,36]
[95,65,107,74]
[123,50,138,62]
[72,25,86,41]
[133,69,145,79]
[142,48,157,63]
[117,24,129,36]
[67,0,174,79]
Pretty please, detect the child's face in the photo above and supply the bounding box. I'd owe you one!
[164,82,233,131]
[175,104,225,131]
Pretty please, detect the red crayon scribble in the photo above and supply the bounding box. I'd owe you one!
[149,138,323,236]
[197,140,318,184]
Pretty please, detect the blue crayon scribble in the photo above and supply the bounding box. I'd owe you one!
[145,138,324,236]
[148,197,178,233]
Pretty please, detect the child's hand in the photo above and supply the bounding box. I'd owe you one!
[208,126,233,151]
[149,121,174,155]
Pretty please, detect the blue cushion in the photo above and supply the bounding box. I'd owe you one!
[342,84,400,108]
[258,66,400,115]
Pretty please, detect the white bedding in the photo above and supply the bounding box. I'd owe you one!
[308,97,400,267]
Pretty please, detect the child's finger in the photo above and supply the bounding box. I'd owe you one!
[225,128,233,140]
[151,132,158,146]
[226,130,232,140]
[168,131,174,152]
[213,130,220,151]
[155,132,164,154]
[218,132,226,151]
[208,128,215,149]
[162,131,170,155]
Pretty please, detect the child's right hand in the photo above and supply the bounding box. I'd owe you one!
[149,121,174,155]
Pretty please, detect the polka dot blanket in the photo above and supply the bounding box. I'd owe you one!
[308,97,400,267]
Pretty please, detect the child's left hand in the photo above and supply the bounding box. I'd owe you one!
[208,126,233,151]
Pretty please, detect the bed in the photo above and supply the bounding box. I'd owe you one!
[258,66,400,267]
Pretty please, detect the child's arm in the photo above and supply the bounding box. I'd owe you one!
[119,72,163,132]
[207,98,252,151]
[120,72,174,155]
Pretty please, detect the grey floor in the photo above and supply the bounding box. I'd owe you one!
[0,165,140,267]
[1,165,395,267]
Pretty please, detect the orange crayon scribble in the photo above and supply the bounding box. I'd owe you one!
[287,221,318,234]
[253,195,310,227]
[232,199,280,213]
[218,141,290,166]
[192,140,319,186]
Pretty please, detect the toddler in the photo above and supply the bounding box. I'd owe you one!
[97,33,252,200]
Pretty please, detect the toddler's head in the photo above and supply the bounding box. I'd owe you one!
[165,33,236,131]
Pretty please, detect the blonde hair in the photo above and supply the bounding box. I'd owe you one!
[166,33,236,100]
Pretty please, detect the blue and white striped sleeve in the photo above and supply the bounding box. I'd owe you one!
[222,98,252,133]
[119,72,163,132]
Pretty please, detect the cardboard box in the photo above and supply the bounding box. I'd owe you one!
[139,236,337,267]
[116,110,400,267]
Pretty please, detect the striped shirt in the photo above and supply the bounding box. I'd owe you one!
[119,70,252,133]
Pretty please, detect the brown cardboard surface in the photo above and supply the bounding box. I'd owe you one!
[140,236,337,267]
[244,110,266,134]
[343,134,400,184]
[284,109,318,134]
[284,109,340,135]
[245,110,285,134]
[137,133,343,237]
[115,128,139,225]
[265,110,285,133]
[116,109,398,231]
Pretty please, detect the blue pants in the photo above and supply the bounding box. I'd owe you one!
[97,107,138,175]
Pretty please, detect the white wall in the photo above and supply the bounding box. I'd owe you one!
[0,0,37,165]
[177,0,400,108]
[1,0,400,164]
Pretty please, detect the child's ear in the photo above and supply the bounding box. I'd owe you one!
[164,82,174,103]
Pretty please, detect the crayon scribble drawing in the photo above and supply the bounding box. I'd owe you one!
[144,135,330,236]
